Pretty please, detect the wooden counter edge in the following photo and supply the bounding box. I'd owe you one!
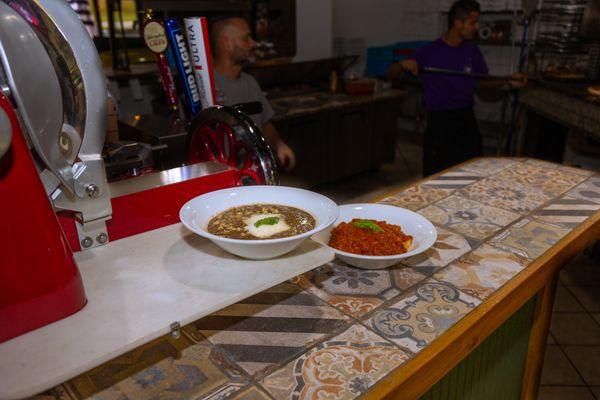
[362,157,600,400]
[520,270,559,400]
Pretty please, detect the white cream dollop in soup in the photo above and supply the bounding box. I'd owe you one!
[244,213,290,238]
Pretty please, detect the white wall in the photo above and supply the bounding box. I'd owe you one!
[333,0,442,47]
[331,0,442,76]
[294,0,333,61]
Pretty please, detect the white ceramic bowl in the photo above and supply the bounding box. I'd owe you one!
[311,203,437,269]
[179,185,339,259]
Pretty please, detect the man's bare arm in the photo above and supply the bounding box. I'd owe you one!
[388,59,419,79]
[262,121,296,170]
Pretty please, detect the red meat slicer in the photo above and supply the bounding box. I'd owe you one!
[0,0,277,343]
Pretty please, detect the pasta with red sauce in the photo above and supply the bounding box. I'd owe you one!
[329,218,413,256]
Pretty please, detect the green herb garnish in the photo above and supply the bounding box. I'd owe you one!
[254,216,280,228]
[352,219,384,233]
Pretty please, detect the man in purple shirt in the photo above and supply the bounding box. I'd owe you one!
[390,0,525,176]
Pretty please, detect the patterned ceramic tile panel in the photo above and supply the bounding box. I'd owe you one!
[421,169,485,190]
[458,177,554,214]
[532,196,600,228]
[566,176,600,204]
[494,162,588,195]
[183,282,350,378]
[229,385,273,399]
[525,159,593,177]
[489,219,571,260]
[292,260,428,319]
[401,226,473,276]
[38,334,249,400]
[379,185,453,211]
[419,195,520,241]
[364,280,481,354]
[434,244,529,301]
[259,324,410,400]
[460,158,520,175]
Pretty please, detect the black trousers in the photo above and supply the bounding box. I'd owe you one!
[422,107,483,177]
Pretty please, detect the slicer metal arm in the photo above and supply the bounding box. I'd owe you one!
[0,0,112,229]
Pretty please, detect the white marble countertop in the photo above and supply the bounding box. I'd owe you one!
[0,223,333,400]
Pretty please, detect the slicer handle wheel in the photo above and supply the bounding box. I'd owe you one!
[187,105,278,186]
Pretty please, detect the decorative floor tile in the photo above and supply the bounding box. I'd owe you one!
[551,314,600,345]
[421,170,484,190]
[532,196,600,228]
[458,177,554,214]
[364,280,481,353]
[419,195,520,241]
[183,282,350,378]
[563,346,600,385]
[489,219,571,260]
[379,185,453,211]
[292,260,428,318]
[259,324,410,400]
[401,227,472,276]
[494,163,588,195]
[460,158,520,175]
[566,176,600,204]
[46,334,248,400]
[434,244,529,300]
[540,345,585,385]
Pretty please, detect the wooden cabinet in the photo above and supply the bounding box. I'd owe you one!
[372,99,398,167]
[274,98,400,186]
[328,105,374,182]
[274,112,329,186]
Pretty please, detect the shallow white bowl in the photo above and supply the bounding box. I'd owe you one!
[311,203,437,269]
[179,186,339,259]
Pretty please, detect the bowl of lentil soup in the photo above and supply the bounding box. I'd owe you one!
[180,186,338,259]
[311,204,437,269]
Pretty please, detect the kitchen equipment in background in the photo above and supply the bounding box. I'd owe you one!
[580,0,600,80]
[523,0,540,19]
[0,0,278,343]
[245,56,359,93]
[329,70,339,93]
[103,140,165,180]
[535,0,589,56]
[477,20,513,44]
[541,65,587,81]
[334,37,366,77]
[345,77,376,95]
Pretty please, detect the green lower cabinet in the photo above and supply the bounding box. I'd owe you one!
[420,296,537,400]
